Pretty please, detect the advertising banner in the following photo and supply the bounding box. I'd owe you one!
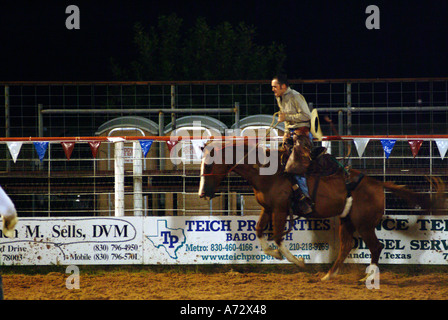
[346,215,448,264]
[143,216,338,265]
[0,217,144,265]
[1,215,447,266]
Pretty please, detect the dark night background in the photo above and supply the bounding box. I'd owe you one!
[0,0,447,81]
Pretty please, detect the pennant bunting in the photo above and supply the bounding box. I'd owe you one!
[6,142,23,163]
[408,140,423,158]
[353,138,370,157]
[166,140,179,152]
[61,142,75,160]
[88,141,101,159]
[139,140,154,157]
[33,142,49,162]
[380,139,396,159]
[107,137,125,142]
[435,139,448,160]
[191,139,208,159]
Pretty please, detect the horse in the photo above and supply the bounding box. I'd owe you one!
[0,185,18,238]
[197,137,444,281]
[285,135,446,280]
[0,185,18,300]
[198,138,308,268]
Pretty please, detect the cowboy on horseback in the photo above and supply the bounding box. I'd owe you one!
[271,74,314,215]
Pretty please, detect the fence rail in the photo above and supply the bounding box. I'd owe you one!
[3,78,448,138]
[1,78,448,216]
[1,134,447,217]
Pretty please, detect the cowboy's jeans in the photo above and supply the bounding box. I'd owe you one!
[294,175,309,197]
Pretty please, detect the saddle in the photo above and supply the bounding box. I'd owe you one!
[286,145,363,220]
[306,146,340,176]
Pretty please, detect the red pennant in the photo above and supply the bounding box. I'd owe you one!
[166,140,179,152]
[61,142,75,160]
[88,141,101,158]
[408,140,423,158]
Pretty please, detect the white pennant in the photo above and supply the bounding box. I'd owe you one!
[191,139,208,159]
[436,139,448,160]
[353,138,370,157]
[6,141,23,163]
[107,137,125,142]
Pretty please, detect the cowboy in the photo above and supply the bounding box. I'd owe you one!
[271,74,313,214]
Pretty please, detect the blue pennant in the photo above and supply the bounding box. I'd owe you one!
[380,139,396,159]
[33,141,49,162]
[139,140,154,157]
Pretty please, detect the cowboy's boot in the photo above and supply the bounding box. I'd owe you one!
[291,184,313,215]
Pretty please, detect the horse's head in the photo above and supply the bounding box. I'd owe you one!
[198,141,231,200]
[284,135,313,175]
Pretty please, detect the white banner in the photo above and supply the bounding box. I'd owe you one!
[0,217,144,265]
[143,216,338,265]
[1,215,448,266]
[346,215,448,264]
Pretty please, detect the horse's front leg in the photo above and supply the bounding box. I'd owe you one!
[272,210,305,268]
[0,186,18,238]
[256,208,282,260]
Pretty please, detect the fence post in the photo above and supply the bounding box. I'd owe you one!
[5,86,9,139]
[171,85,176,130]
[133,141,143,216]
[234,102,240,128]
[158,111,166,215]
[346,83,352,166]
[114,141,125,217]
[5,86,10,172]
[346,82,352,136]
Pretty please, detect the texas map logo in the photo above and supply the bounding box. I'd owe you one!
[146,220,186,259]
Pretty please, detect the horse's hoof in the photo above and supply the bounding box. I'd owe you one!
[2,216,18,238]
[321,273,331,281]
[264,249,282,260]
[321,273,330,281]
[359,274,368,283]
[295,257,305,268]
[321,270,337,281]
[272,250,283,260]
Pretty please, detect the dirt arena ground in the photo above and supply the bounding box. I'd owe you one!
[2,265,448,300]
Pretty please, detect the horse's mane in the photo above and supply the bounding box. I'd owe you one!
[203,138,287,156]
[202,138,287,171]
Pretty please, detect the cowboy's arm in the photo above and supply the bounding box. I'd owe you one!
[283,94,311,123]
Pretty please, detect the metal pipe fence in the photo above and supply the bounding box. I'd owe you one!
[0,134,447,217]
[1,78,447,217]
[2,78,448,138]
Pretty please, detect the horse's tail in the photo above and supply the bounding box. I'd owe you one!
[381,177,448,214]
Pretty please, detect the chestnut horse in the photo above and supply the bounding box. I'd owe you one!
[198,138,443,281]
[285,135,445,280]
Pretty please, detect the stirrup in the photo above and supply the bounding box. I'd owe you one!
[291,185,313,215]
[298,198,313,215]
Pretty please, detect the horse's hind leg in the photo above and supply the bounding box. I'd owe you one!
[357,226,383,281]
[322,217,355,281]
[256,209,282,260]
